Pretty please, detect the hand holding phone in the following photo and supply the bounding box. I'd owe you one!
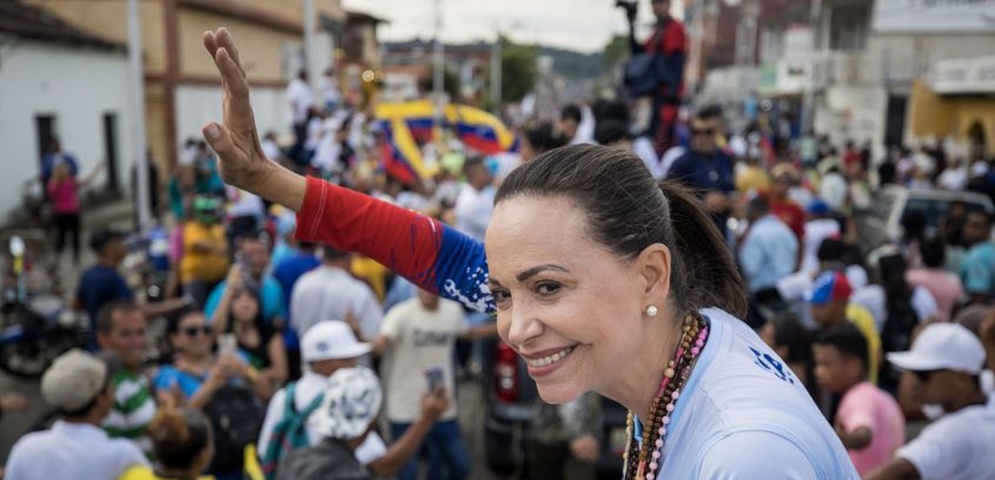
[424,366,445,394]
[218,333,238,356]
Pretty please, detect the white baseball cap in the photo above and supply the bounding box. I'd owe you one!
[886,323,986,375]
[41,349,108,412]
[301,320,372,362]
[309,366,383,440]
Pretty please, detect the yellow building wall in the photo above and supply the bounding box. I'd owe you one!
[178,8,300,83]
[908,80,995,156]
[25,0,168,75]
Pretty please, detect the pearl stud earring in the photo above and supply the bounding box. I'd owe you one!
[646,305,659,317]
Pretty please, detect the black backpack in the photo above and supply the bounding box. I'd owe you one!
[203,383,264,475]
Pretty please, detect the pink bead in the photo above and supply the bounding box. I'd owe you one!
[672,390,680,399]
[652,450,661,460]
[646,473,655,480]
[662,416,670,424]
[666,403,674,412]
[659,427,667,436]
[695,339,704,347]
[691,347,700,355]
[655,438,664,448]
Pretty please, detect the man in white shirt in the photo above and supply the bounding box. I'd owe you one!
[5,350,148,480]
[866,323,995,480]
[290,245,382,348]
[369,289,496,480]
[454,157,495,242]
[258,321,448,478]
[286,70,313,163]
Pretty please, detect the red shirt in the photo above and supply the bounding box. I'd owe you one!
[770,198,805,242]
[643,19,687,97]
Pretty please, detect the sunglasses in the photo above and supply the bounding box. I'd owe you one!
[691,128,715,136]
[182,325,212,337]
[912,369,940,382]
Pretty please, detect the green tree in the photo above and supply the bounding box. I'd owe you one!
[602,34,629,67]
[500,37,538,103]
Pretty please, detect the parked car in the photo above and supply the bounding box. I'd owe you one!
[855,185,993,252]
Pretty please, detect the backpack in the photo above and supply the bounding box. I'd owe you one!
[203,383,264,476]
[261,382,325,480]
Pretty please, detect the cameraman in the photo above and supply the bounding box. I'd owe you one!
[619,0,687,157]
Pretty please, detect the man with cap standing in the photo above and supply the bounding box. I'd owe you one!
[4,349,148,480]
[808,270,882,386]
[866,323,995,480]
[258,321,448,478]
[276,366,381,480]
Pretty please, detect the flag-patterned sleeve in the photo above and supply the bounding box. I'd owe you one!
[295,176,495,313]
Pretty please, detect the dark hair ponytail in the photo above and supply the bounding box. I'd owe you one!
[660,181,747,318]
[496,144,747,319]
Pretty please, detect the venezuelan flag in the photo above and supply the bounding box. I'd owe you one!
[379,117,428,185]
[444,104,516,155]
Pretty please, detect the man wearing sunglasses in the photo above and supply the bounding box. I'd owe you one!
[667,106,735,238]
[866,323,994,480]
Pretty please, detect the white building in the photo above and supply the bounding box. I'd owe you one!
[0,1,133,223]
[811,0,995,156]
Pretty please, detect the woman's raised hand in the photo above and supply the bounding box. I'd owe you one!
[201,28,306,211]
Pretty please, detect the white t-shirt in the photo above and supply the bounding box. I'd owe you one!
[290,267,383,341]
[286,78,313,125]
[454,184,495,242]
[5,421,148,480]
[819,173,848,212]
[633,137,665,180]
[380,297,466,423]
[802,219,841,275]
[645,308,858,479]
[226,186,265,219]
[258,371,388,466]
[849,284,938,332]
[897,403,995,480]
[937,166,968,191]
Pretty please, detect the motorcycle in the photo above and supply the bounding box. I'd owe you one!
[0,235,87,378]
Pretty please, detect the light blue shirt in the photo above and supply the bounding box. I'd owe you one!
[959,242,995,298]
[634,308,858,479]
[739,214,799,294]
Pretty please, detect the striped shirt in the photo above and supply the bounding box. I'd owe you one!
[102,369,156,456]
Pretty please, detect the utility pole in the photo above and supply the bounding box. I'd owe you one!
[801,0,823,135]
[490,24,502,110]
[127,0,149,232]
[433,0,444,104]
[304,0,317,92]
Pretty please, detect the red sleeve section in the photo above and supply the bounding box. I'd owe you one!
[295,176,442,290]
[664,22,687,54]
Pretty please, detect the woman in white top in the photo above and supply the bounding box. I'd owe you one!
[199,28,858,479]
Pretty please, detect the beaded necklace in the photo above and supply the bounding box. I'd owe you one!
[621,313,710,480]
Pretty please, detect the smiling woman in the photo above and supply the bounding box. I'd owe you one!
[200,27,859,479]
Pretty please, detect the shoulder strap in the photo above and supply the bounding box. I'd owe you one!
[284,382,297,413]
[300,392,325,416]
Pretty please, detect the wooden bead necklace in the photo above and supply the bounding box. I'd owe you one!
[621,312,710,480]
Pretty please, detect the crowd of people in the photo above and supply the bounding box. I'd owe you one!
[4,19,995,480]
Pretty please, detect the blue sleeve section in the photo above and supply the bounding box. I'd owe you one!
[203,281,226,322]
[432,224,494,314]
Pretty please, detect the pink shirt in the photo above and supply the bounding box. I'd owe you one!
[906,268,964,321]
[837,381,905,475]
[47,179,79,214]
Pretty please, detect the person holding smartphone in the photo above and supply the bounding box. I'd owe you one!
[368,289,496,480]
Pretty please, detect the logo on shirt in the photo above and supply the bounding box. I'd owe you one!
[748,346,795,384]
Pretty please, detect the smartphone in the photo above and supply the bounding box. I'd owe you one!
[424,366,445,393]
[218,333,238,356]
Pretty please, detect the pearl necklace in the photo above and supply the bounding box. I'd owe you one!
[622,313,710,480]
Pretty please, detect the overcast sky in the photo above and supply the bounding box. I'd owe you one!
[342,0,683,53]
